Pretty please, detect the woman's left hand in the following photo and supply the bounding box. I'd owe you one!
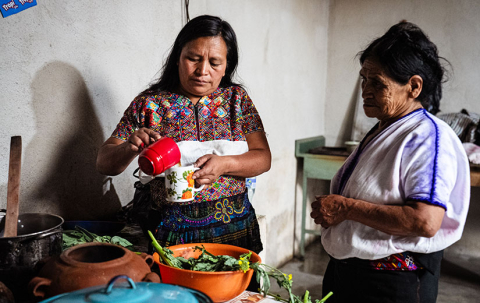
[310,194,351,228]
[192,154,228,186]
[191,132,271,187]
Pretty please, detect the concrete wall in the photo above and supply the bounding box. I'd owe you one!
[1,1,182,219]
[325,0,480,146]
[0,0,328,267]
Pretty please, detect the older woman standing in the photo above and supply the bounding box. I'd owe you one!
[97,15,271,255]
[310,21,470,302]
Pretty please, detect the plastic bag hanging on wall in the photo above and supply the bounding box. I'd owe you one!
[246,177,256,202]
[1,0,37,18]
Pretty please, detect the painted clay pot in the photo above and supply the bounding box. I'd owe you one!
[28,242,160,300]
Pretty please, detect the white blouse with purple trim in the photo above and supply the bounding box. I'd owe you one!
[321,109,470,260]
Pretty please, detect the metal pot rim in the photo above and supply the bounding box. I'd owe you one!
[0,213,64,241]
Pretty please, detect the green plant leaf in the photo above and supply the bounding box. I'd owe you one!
[146,237,333,303]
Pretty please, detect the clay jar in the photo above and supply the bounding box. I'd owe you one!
[28,242,160,299]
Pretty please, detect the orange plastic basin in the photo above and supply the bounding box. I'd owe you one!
[153,243,261,303]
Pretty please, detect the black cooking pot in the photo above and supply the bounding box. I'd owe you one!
[0,212,64,302]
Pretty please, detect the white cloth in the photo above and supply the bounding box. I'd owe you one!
[322,109,471,260]
[176,140,249,166]
[463,142,480,164]
[138,140,248,184]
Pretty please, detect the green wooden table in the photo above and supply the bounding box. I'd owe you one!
[295,136,348,257]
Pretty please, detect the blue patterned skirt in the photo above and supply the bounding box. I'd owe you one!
[153,191,263,254]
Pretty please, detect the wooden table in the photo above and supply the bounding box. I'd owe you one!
[470,165,480,187]
[295,135,480,257]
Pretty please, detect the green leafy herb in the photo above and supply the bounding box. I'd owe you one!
[62,226,133,251]
[318,292,333,303]
[148,230,183,268]
[148,230,333,303]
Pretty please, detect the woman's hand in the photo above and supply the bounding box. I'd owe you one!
[126,127,162,152]
[191,131,271,186]
[310,194,446,237]
[96,128,161,176]
[192,154,228,186]
[310,194,351,228]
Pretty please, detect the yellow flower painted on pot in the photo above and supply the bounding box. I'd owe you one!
[214,199,234,223]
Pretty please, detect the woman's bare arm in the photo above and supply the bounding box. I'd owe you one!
[311,194,445,237]
[96,128,161,176]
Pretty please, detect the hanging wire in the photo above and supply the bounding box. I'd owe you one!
[184,0,190,23]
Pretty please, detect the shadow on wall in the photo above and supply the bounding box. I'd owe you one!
[23,61,121,220]
[336,77,362,146]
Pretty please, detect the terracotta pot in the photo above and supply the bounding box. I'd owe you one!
[28,242,160,299]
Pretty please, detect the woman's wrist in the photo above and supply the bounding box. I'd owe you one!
[221,155,238,176]
[344,197,365,222]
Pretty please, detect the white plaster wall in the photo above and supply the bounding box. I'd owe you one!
[187,0,330,267]
[325,0,480,146]
[0,0,328,267]
[324,0,480,260]
[1,1,182,220]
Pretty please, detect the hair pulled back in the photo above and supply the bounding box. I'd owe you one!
[358,21,448,115]
[142,15,241,95]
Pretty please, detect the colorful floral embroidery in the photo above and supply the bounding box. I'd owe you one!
[158,192,250,231]
[146,100,159,111]
[370,253,419,271]
[154,192,263,253]
[214,199,234,223]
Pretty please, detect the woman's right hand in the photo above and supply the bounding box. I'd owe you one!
[311,194,351,228]
[126,127,162,152]
[96,128,161,176]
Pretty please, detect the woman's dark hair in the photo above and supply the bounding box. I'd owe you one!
[358,21,449,115]
[142,15,241,95]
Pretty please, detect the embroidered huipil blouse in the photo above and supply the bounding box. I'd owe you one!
[112,86,265,202]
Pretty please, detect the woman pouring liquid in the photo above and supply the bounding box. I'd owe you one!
[96,15,271,256]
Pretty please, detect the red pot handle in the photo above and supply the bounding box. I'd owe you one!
[28,276,51,299]
[139,252,154,268]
